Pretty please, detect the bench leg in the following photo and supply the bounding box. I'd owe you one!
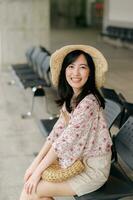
[21,86,45,119]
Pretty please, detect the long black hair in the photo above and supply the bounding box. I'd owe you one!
[56,50,105,112]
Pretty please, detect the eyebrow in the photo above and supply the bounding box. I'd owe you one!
[79,64,88,66]
[70,63,88,66]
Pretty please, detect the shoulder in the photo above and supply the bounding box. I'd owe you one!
[71,94,99,117]
[77,94,99,110]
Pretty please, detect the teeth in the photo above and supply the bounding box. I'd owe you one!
[71,78,81,82]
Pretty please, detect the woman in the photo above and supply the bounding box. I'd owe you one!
[19,45,112,200]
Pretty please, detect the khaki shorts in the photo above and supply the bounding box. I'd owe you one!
[67,152,112,196]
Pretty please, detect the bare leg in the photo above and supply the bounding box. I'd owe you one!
[19,179,75,199]
[19,188,29,200]
[36,179,76,198]
[19,188,41,200]
[19,187,54,200]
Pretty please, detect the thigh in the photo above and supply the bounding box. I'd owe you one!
[36,179,76,198]
[20,187,54,200]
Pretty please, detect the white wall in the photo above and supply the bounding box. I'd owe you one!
[0,0,50,68]
[109,0,133,23]
[103,0,133,32]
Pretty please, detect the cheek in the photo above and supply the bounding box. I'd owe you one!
[65,71,71,83]
[83,70,90,80]
[65,70,71,79]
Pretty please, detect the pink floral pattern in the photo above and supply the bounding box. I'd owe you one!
[47,94,112,168]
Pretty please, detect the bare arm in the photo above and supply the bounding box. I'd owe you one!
[24,146,58,194]
[33,146,58,177]
[30,140,52,168]
[24,140,52,182]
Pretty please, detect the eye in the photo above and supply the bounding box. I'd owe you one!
[80,65,88,69]
[67,65,74,69]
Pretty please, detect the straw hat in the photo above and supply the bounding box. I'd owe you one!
[50,45,108,88]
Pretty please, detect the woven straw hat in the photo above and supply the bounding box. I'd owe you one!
[50,45,108,88]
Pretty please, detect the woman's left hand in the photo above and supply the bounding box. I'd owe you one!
[24,171,41,195]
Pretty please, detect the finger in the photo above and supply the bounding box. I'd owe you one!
[24,171,32,181]
[24,182,30,194]
[24,174,30,183]
[27,183,31,195]
[32,183,37,194]
[24,184,28,194]
[24,176,28,183]
[24,173,28,181]
[29,183,33,195]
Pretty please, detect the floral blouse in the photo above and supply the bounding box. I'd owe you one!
[47,94,112,168]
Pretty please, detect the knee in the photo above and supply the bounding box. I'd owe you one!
[28,194,39,200]
[29,192,53,200]
[20,187,39,200]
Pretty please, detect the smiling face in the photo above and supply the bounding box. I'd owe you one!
[65,54,90,95]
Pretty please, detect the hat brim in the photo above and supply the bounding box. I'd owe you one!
[50,45,108,88]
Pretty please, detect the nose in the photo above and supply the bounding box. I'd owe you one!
[73,67,80,75]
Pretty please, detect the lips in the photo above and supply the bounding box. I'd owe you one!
[71,77,81,82]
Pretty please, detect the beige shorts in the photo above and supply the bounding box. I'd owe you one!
[67,152,112,197]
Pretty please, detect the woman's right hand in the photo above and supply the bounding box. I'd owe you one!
[24,165,36,183]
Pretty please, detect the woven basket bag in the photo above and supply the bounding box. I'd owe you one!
[42,160,85,182]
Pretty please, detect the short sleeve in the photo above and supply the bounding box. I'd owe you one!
[47,111,66,144]
[52,96,99,168]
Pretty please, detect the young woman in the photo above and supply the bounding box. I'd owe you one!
[19,45,112,200]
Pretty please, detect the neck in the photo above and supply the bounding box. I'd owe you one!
[73,89,81,97]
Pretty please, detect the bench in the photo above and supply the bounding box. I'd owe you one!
[74,116,133,200]
[12,46,50,89]
[101,26,133,43]
[11,46,55,118]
